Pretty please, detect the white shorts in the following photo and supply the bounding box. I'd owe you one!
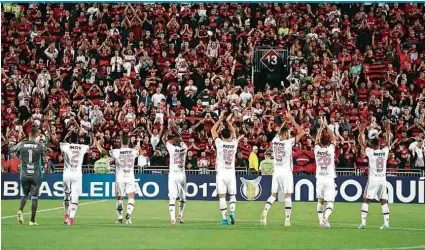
[316,179,336,201]
[216,174,237,195]
[271,173,294,194]
[116,181,137,197]
[364,180,388,200]
[168,174,187,200]
[63,175,82,196]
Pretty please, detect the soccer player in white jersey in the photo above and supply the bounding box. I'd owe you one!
[358,120,392,230]
[59,134,90,225]
[314,120,337,228]
[261,112,305,227]
[211,112,240,225]
[165,131,188,224]
[97,137,139,224]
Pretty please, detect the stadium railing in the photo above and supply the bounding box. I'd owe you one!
[72,165,424,177]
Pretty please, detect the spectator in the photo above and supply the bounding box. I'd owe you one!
[248,146,259,173]
[2,3,425,175]
[150,150,165,167]
[411,140,425,169]
[94,155,110,174]
[7,153,21,174]
[1,154,10,174]
[137,149,150,171]
[235,151,248,170]
[259,151,274,175]
[185,151,198,170]
[338,152,355,169]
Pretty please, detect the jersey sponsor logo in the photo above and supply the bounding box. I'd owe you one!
[273,142,285,147]
[316,151,329,156]
[373,152,386,157]
[223,144,235,149]
[174,148,186,153]
[119,150,133,155]
[70,145,82,150]
[23,144,37,148]
[240,176,262,201]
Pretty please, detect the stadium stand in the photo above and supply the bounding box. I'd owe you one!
[1,3,425,176]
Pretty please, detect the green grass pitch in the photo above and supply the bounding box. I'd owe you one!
[1,200,425,250]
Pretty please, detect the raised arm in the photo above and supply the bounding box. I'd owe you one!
[211,112,225,140]
[358,123,366,150]
[316,121,325,143]
[384,119,392,148]
[325,122,337,145]
[96,139,108,156]
[286,112,305,143]
[226,114,236,139]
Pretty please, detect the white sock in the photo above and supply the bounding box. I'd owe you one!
[324,202,334,221]
[127,198,135,216]
[229,195,236,213]
[169,199,176,221]
[219,197,227,220]
[63,193,70,215]
[264,196,276,213]
[381,203,390,226]
[317,203,324,223]
[285,197,292,220]
[178,200,186,217]
[361,203,369,226]
[69,195,79,219]
[116,200,123,220]
[69,202,78,219]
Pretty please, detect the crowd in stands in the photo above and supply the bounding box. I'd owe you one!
[1,3,425,175]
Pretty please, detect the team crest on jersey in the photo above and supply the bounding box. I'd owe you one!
[240,176,262,201]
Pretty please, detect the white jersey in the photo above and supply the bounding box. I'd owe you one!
[272,137,295,174]
[110,148,139,183]
[166,141,188,174]
[314,144,336,179]
[215,138,238,175]
[365,146,389,182]
[60,143,89,177]
[413,145,425,167]
[151,134,160,149]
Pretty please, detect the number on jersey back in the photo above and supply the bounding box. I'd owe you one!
[166,142,188,172]
[110,148,139,182]
[60,143,90,175]
[215,138,238,172]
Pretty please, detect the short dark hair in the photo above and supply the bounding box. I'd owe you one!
[279,127,289,136]
[320,136,330,146]
[370,138,380,147]
[121,136,129,145]
[30,127,38,138]
[70,133,78,144]
[221,128,231,139]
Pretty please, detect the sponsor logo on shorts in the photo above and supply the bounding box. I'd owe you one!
[240,176,262,201]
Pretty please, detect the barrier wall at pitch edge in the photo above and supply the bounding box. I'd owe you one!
[1,174,424,203]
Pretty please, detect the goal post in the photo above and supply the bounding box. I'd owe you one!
[251,47,290,90]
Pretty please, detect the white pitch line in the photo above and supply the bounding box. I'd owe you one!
[347,246,425,250]
[1,200,107,220]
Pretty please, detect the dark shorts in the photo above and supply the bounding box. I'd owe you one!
[21,177,41,197]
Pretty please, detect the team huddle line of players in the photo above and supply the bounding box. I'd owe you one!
[11,112,391,229]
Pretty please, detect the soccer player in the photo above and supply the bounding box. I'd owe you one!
[210,112,239,225]
[97,136,139,224]
[165,130,188,224]
[261,112,305,227]
[314,120,337,228]
[10,127,47,226]
[358,120,392,230]
[59,133,90,225]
